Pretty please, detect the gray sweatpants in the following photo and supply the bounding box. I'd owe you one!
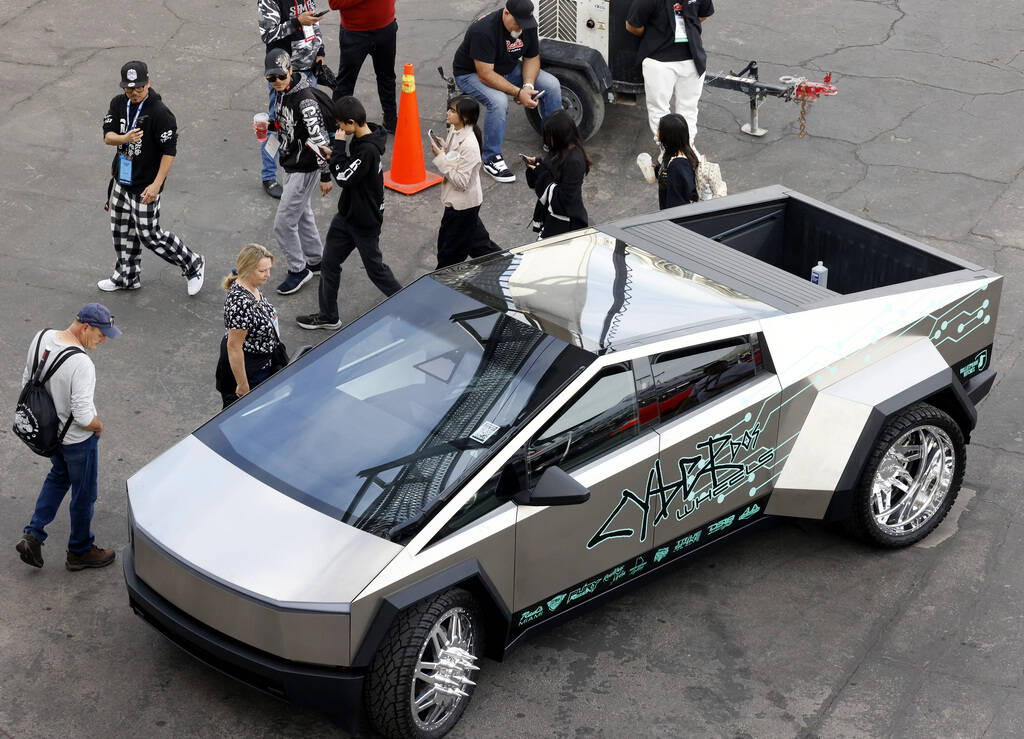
[273,170,323,273]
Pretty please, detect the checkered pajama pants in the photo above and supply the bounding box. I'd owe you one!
[107,181,201,288]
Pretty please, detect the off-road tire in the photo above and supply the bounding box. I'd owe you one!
[848,402,965,548]
[525,67,606,141]
[364,588,482,739]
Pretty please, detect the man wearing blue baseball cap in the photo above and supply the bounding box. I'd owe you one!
[15,304,121,571]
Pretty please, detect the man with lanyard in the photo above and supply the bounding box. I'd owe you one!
[627,0,715,147]
[99,61,205,296]
[452,0,562,183]
[258,0,326,198]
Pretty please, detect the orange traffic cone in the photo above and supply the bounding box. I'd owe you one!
[385,63,442,195]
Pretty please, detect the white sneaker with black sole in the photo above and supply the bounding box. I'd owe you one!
[483,155,515,183]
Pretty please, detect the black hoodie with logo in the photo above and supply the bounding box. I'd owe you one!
[102,89,177,195]
[328,123,387,230]
[273,72,332,180]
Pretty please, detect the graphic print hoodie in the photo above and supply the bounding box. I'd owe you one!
[273,71,331,179]
[328,123,387,230]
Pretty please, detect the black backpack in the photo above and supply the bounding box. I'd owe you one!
[13,330,85,457]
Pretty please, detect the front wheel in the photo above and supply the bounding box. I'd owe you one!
[525,67,605,141]
[848,402,965,548]
[364,588,483,739]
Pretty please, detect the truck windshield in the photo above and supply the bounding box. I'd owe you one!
[195,277,592,539]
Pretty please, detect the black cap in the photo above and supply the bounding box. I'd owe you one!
[264,49,291,77]
[120,60,149,89]
[505,0,537,30]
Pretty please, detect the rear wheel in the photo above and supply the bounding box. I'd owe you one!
[525,67,605,141]
[848,403,965,547]
[365,588,482,739]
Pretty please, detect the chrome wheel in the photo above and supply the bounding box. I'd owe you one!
[870,424,956,538]
[409,606,478,733]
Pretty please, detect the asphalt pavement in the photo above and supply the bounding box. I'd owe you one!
[1,0,1022,737]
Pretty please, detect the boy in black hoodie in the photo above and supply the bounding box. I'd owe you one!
[297,96,401,330]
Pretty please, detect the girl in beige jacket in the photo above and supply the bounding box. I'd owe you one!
[429,95,500,269]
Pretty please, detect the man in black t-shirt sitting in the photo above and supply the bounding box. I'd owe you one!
[99,61,205,296]
[452,0,562,183]
[627,0,715,148]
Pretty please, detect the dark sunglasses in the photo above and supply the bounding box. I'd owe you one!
[266,73,288,82]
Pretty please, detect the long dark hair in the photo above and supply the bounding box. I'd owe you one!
[657,114,699,172]
[542,109,591,180]
[449,94,483,152]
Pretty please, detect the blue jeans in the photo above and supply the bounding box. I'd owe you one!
[260,81,277,182]
[455,65,562,162]
[25,434,99,554]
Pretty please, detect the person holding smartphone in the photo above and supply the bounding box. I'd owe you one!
[429,95,500,269]
[523,109,591,239]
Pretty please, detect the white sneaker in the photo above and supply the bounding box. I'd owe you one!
[483,155,516,183]
[97,278,139,292]
[187,255,205,296]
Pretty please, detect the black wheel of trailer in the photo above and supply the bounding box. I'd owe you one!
[847,403,965,548]
[364,588,483,739]
[525,67,605,141]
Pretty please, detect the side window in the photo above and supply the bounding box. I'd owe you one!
[526,364,638,482]
[650,337,759,424]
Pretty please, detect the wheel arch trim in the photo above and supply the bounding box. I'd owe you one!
[351,559,511,667]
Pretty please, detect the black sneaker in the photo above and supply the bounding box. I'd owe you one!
[263,180,283,199]
[276,267,313,295]
[16,532,43,568]
[483,155,516,183]
[297,312,342,330]
[306,261,322,275]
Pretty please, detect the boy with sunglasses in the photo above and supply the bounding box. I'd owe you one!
[264,49,334,295]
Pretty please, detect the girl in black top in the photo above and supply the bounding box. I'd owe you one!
[216,243,287,408]
[524,110,592,239]
[656,113,700,209]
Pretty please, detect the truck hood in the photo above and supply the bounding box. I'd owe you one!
[127,434,402,607]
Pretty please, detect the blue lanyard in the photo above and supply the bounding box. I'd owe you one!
[125,98,145,133]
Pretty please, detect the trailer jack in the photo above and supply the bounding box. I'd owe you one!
[705,61,837,137]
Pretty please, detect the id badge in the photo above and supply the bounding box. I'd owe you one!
[117,155,133,185]
[264,132,280,158]
[302,24,317,43]
[674,12,688,42]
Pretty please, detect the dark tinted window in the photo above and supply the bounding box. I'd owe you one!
[649,338,759,424]
[527,364,638,481]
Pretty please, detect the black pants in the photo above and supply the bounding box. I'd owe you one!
[436,206,500,269]
[319,213,401,320]
[333,20,398,125]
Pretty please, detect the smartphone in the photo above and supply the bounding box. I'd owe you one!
[313,9,330,17]
[428,129,443,147]
[305,139,329,163]
[532,89,547,101]
[518,153,532,164]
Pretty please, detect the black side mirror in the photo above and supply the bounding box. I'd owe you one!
[514,465,591,506]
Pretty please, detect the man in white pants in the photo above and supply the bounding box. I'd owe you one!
[627,0,714,146]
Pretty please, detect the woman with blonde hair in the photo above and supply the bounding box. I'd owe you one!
[215,243,288,408]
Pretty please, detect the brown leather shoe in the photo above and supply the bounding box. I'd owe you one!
[16,532,44,568]
[65,545,116,571]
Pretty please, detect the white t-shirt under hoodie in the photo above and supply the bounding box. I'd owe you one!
[21,329,97,445]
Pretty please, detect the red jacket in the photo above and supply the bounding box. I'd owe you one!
[328,0,395,31]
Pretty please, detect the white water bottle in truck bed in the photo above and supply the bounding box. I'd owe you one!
[811,260,828,288]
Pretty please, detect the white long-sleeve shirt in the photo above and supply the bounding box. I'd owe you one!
[22,330,97,445]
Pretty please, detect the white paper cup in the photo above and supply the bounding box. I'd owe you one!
[636,152,656,184]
